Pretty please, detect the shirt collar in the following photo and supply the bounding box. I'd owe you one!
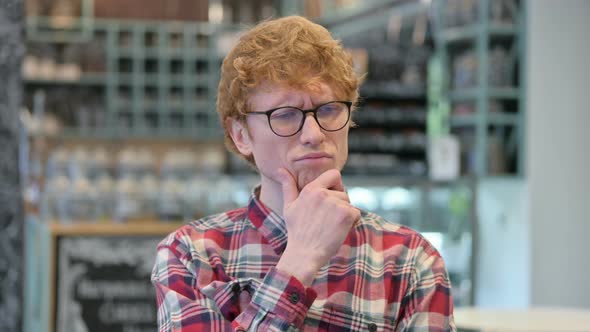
[246,185,288,255]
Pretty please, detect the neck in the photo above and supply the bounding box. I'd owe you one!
[259,175,285,217]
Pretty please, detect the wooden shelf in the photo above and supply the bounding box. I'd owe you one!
[24,73,107,86]
[48,221,185,236]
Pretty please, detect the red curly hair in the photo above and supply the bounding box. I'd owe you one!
[217,15,361,165]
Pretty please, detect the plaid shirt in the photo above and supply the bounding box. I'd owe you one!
[152,187,456,331]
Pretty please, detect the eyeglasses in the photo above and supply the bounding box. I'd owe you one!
[248,101,352,137]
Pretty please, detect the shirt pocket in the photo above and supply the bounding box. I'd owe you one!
[326,305,395,332]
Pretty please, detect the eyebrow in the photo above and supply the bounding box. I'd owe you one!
[249,88,336,111]
[277,100,337,109]
[273,96,340,109]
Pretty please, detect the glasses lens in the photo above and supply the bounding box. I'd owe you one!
[317,102,350,131]
[269,107,304,136]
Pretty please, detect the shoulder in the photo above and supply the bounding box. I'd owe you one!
[156,207,249,253]
[357,211,442,259]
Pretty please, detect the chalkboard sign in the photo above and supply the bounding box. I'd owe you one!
[56,236,162,332]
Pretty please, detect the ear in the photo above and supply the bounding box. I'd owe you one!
[226,117,253,157]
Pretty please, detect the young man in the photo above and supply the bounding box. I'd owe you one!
[152,16,456,331]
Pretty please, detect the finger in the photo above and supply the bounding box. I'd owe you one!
[276,168,299,207]
[333,202,362,223]
[322,189,350,203]
[238,289,251,313]
[327,199,362,226]
[352,208,362,227]
[307,169,345,192]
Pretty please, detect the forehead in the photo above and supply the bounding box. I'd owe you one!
[248,80,337,110]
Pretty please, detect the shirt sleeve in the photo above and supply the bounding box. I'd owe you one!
[151,233,317,332]
[395,238,457,332]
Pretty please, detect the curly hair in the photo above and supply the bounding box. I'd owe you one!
[216,15,361,166]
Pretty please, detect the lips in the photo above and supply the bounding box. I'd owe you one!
[295,152,332,161]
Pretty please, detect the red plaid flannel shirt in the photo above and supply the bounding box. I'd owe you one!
[152,187,455,331]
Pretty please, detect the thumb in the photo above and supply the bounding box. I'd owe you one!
[276,168,298,207]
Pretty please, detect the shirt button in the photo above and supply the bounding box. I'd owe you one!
[367,322,377,332]
[232,283,241,293]
[288,292,300,304]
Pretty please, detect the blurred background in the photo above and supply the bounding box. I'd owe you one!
[0,0,588,331]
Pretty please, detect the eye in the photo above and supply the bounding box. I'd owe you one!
[270,107,300,121]
[317,103,344,118]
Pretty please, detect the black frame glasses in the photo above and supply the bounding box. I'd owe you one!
[248,100,353,137]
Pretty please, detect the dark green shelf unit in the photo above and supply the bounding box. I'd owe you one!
[25,17,237,140]
[320,0,430,39]
[432,0,526,177]
[442,23,516,43]
[450,112,519,127]
[25,0,95,43]
[315,1,433,177]
[450,87,520,101]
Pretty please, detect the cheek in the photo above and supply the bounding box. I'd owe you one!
[334,133,349,167]
[252,139,289,170]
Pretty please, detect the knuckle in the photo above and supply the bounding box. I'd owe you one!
[328,169,342,180]
[352,208,361,221]
[340,206,359,222]
[311,188,328,200]
[342,193,351,202]
[330,168,341,177]
[300,185,314,197]
[334,205,351,221]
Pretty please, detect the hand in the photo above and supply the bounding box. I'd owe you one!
[275,168,361,286]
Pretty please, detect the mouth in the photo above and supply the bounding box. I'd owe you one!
[295,152,332,161]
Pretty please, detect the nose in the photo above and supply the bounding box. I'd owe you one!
[299,113,325,145]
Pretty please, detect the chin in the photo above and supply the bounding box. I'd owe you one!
[295,165,336,190]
